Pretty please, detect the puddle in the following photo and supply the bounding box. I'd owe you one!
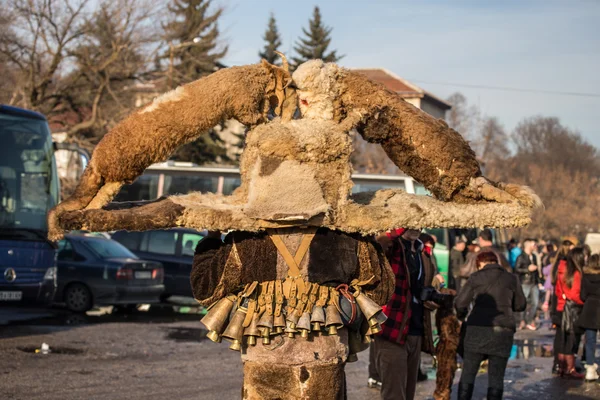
[165,327,208,343]
[510,339,553,360]
[17,345,85,355]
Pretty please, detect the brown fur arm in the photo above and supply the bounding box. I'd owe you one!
[58,198,185,233]
[338,70,481,201]
[48,62,292,240]
[337,70,543,209]
[92,63,287,183]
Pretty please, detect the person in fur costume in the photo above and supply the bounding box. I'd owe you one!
[47,55,541,399]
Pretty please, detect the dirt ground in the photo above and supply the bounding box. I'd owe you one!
[0,308,599,400]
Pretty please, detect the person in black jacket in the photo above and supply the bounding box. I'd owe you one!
[450,239,466,292]
[579,253,600,381]
[455,250,526,400]
[514,239,540,330]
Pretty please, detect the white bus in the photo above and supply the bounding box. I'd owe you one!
[113,161,508,284]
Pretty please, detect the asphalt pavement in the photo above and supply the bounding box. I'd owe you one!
[0,308,599,400]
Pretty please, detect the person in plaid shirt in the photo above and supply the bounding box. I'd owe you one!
[370,228,435,400]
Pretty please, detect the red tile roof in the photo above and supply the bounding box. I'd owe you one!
[352,68,451,110]
[353,68,420,94]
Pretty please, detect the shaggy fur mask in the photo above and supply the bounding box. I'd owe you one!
[48,57,542,239]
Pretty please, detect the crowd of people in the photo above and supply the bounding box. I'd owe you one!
[368,228,600,400]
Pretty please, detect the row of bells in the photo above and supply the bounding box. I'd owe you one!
[200,290,387,353]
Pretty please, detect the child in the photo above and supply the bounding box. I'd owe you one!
[579,254,600,381]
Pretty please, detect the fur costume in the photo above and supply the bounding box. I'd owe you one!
[46,55,540,400]
[434,289,461,400]
[192,228,393,399]
[49,60,541,240]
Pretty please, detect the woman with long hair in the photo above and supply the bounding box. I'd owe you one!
[555,247,586,379]
[578,254,600,381]
[549,240,574,374]
[455,251,526,400]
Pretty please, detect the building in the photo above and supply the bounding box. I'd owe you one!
[352,68,451,119]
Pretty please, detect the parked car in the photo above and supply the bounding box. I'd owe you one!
[56,234,164,312]
[111,228,206,300]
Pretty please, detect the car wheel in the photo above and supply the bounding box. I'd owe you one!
[64,283,93,312]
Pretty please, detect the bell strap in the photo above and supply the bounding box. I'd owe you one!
[316,285,330,307]
[265,281,275,316]
[350,275,375,296]
[268,230,317,278]
[336,283,358,324]
[274,280,284,317]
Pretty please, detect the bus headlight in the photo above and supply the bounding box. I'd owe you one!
[44,267,57,281]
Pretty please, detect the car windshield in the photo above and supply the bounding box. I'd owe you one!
[0,112,59,232]
[81,237,138,260]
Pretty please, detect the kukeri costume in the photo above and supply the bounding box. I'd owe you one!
[48,55,541,399]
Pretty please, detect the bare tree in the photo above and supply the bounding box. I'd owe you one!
[63,0,160,140]
[0,0,161,146]
[351,132,401,175]
[446,92,480,144]
[475,117,510,168]
[488,116,600,239]
[0,0,89,115]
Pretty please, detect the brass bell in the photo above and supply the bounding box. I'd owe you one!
[262,332,271,345]
[274,313,286,334]
[206,330,221,343]
[297,312,312,339]
[257,312,274,331]
[286,311,300,327]
[229,339,242,351]
[355,292,387,325]
[244,312,261,346]
[369,323,382,335]
[200,295,236,343]
[311,305,325,332]
[221,304,247,347]
[348,329,369,356]
[284,319,297,338]
[325,304,343,335]
[256,311,272,344]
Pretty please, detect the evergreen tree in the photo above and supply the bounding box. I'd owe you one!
[173,129,231,165]
[292,6,342,67]
[163,0,227,85]
[163,0,229,165]
[259,13,282,64]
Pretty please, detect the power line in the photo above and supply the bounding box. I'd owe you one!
[407,79,600,98]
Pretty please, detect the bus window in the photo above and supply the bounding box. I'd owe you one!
[414,183,430,195]
[114,175,159,202]
[223,177,241,195]
[352,181,405,194]
[164,175,218,195]
[0,111,58,231]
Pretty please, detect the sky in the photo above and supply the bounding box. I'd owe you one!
[217,0,600,149]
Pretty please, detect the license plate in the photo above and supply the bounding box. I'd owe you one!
[0,291,23,301]
[134,271,152,279]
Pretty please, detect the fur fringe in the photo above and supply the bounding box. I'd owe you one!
[58,187,534,234]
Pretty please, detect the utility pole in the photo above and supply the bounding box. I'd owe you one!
[168,37,202,89]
